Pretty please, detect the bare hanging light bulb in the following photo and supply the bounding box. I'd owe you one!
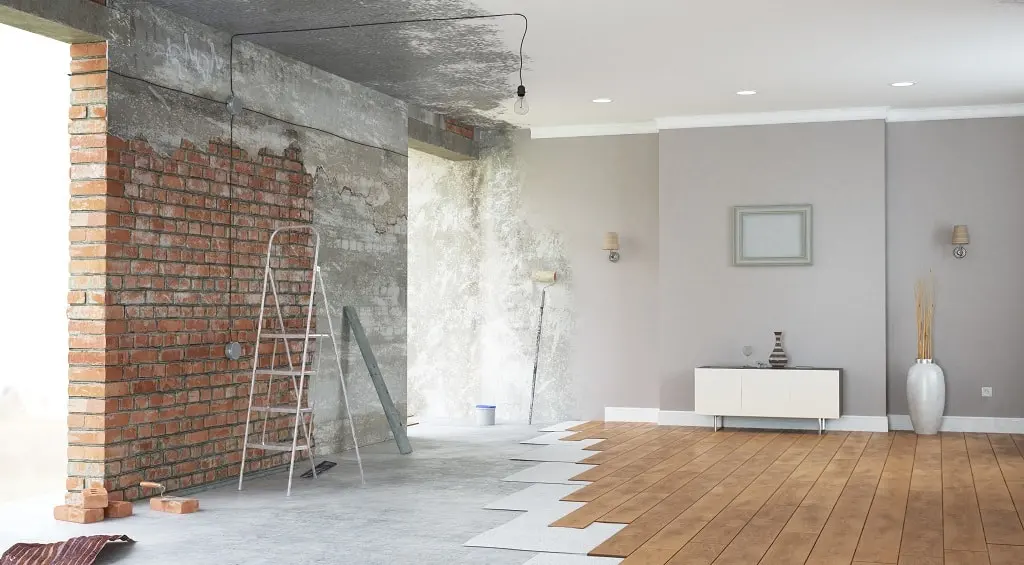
[514,84,529,115]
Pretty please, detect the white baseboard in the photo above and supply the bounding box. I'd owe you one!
[607,407,1024,434]
[607,407,889,432]
[888,414,1024,433]
[657,410,888,432]
[604,406,660,423]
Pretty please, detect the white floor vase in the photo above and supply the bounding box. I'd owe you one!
[907,359,945,434]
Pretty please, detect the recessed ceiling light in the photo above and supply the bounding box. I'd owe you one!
[736,90,757,96]
[592,98,613,103]
[891,81,916,87]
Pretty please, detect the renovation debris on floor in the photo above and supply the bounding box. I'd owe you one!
[0,424,554,565]
[0,535,133,565]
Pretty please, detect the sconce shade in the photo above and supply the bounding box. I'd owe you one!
[952,225,970,245]
[603,232,620,251]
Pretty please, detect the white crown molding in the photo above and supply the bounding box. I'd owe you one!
[886,103,1024,122]
[529,104,1024,139]
[529,121,657,139]
[655,107,889,130]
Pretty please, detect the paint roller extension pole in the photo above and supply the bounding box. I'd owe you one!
[528,271,557,425]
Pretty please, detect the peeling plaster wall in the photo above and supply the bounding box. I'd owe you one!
[408,134,577,423]
[102,3,408,453]
[411,131,663,423]
[407,150,482,420]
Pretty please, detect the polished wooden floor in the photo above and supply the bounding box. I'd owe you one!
[550,421,1024,565]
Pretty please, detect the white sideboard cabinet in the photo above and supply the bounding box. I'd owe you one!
[694,366,841,433]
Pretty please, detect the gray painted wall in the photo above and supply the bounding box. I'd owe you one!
[886,117,1024,418]
[407,132,659,422]
[516,134,661,419]
[659,121,888,417]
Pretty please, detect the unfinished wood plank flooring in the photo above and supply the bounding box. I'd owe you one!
[537,423,1024,564]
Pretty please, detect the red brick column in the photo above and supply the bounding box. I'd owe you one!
[67,41,127,503]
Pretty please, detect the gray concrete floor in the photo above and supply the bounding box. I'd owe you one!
[0,423,548,565]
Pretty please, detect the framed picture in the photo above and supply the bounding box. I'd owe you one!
[733,204,813,266]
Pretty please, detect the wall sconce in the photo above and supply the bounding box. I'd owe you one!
[952,225,969,259]
[603,232,620,263]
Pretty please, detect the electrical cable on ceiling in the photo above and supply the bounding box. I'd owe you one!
[223,12,530,357]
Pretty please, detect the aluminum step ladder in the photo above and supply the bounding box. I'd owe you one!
[237,225,364,496]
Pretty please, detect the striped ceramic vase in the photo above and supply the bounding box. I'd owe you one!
[768,331,788,368]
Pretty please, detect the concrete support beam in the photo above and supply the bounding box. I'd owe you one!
[0,0,107,43]
[408,106,477,161]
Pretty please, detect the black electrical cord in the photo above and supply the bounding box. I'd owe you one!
[223,12,529,351]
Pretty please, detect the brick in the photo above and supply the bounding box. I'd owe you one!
[71,43,106,58]
[71,57,108,73]
[54,505,104,524]
[81,487,109,509]
[70,73,107,90]
[150,497,199,514]
[105,500,133,519]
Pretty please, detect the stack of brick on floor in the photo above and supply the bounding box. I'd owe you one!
[54,487,132,524]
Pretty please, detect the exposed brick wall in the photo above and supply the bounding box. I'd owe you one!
[67,41,319,502]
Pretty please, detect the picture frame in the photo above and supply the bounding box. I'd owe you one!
[733,204,813,266]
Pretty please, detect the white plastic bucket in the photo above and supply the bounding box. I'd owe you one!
[475,404,496,426]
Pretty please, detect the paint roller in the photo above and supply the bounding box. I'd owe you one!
[528,271,558,425]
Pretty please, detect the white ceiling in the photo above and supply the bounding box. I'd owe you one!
[474,0,1024,128]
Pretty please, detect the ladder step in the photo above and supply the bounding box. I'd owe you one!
[246,442,309,452]
[263,333,329,339]
[255,369,317,376]
[250,406,314,414]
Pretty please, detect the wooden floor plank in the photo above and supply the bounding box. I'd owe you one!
[964,434,1024,546]
[943,433,988,552]
[712,432,849,565]
[580,427,672,461]
[758,432,871,565]
[553,431,710,528]
[567,420,605,432]
[989,543,1024,565]
[989,433,1024,530]
[563,422,632,441]
[804,432,893,565]
[588,432,781,557]
[597,433,757,524]
[854,432,917,564]
[548,424,1024,564]
[684,434,822,547]
[899,435,944,560]
[562,430,714,503]
[627,434,802,559]
[577,427,678,468]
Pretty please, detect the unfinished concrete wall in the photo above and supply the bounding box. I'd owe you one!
[1,0,407,500]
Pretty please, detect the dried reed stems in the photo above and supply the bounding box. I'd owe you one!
[915,275,935,360]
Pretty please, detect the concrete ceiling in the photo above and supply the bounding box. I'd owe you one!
[140,0,1024,129]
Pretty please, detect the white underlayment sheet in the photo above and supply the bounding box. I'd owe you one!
[538,421,587,432]
[469,425,625,561]
[511,443,600,463]
[502,462,593,485]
